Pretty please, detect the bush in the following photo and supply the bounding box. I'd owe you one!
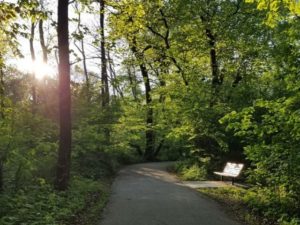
[175,160,207,181]
[244,187,299,224]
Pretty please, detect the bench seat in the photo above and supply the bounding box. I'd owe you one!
[214,162,244,184]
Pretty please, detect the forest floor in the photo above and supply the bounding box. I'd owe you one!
[99,162,242,225]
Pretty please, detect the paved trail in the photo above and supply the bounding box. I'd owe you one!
[100,162,241,225]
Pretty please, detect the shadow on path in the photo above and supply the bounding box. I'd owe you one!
[100,162,241,225]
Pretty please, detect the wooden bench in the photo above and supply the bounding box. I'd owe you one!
[214,162,244,185]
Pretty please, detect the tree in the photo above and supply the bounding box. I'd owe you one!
[100,0,109,107]
[0,1,19,192]
[29,21,37,109]
[38,0,48,63]
[73,2,91,102]
[55,0,72,191]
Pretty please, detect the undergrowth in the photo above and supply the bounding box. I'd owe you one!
[173,160,207,181]
[198,187,300,225]
[0,177,110,225]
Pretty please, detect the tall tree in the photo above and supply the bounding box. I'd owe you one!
[0,66,4,192]
[39,19,48,63]
[38,0,48,64]
[73,2,90,101]
[0,1,19,192]
[29,22,37,108]
[99,0,111,143]
[130,39,155,161]
[55,0,71,191]
[100,0,109,106]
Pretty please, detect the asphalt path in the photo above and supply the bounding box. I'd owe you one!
[100,162,241,225]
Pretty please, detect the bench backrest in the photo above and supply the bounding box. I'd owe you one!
[223,162,244,177]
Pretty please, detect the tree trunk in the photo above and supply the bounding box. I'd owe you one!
[140,64,155,161]
[74,3,90,101]
[39,20,48,63]
[205,28,223,106]
[0,161,3,192]
[55,0,72,191]
[127,66,138,101]
[29,22,37,109]
[100,0,109,107]
[81,39,90,99]
[131,43,155,161]
[107,49,123,98]
[141,64,155,161]
[154,139,165,158]
[99,0,110,143]
[0,67,4,119]
[205,28,222,87]
[0,67,4,192]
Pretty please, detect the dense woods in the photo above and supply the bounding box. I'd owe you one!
[0,0,300,224]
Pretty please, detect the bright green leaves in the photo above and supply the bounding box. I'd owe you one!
[108,0,147,43]
[0,0,48,59]
[221,97,300,220]
[245,0,300,26]
[0,2,19,58]
[0,2,17,22]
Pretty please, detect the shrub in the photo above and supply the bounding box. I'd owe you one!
[175,160,207,181]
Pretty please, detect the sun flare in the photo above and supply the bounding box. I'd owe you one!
[16,59,55,80]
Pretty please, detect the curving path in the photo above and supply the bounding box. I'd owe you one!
[100,162,241,225]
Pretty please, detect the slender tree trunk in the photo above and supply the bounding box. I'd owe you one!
[0,67,4,119]
[74,4,90,101]
[99,0,110,143]
[158,65,167,103]
[55,0,71,191]
[81,39,90,98]
[154,139,164,158]
[0,67,4,192]
[107,49,123,98]
[127,66,138,101]
[99,0,109,107]
[100,0,109,106]
[29,22,37,108]
[39,20,48,63]
[0,161,3,192]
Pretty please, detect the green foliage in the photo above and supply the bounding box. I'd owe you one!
[179,164,207,181]
[245,0,300,27]
[0,177,109,225]
[175,159,209,181]
[199,187,260,225]
[199,187,300,225]
[245,187,298,222]
[0,69,115,223]
[221,97,300,221]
